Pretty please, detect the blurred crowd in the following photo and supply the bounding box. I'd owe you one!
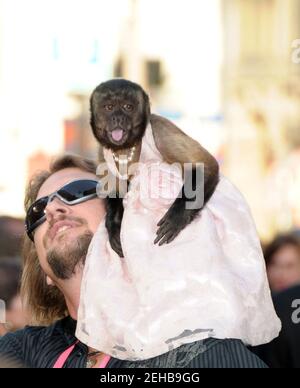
[0,212,300,368]
[0,217,29,336]
[252,230,300,368]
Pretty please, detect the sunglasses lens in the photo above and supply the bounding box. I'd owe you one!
[57,180,98,202]
[26,197,48,231]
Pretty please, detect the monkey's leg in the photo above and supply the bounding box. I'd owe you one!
[105,195,124,257]
[154,165,219,246]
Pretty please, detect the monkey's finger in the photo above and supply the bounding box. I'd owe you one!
[156,222,170,237]
[158,231,175,246]
[154,234,162,244]
[110,238,124,257]
[118,249,124,258]
[157,219,165,227]
[154,223,171,243]
[154,230,168,244]
[113,246,124,257]
[157,212,171,227]
[166,229,181,244]
[157,220,166,230]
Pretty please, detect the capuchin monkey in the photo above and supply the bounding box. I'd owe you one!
[90,79,219,257]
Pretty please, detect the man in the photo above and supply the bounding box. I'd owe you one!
[252,284,300,368]
[0,216,24,261]
[0,154,268,368]
[0,216,28,336]
[0,260,28,335]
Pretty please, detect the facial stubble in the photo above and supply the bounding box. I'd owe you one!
[47,230,93,280]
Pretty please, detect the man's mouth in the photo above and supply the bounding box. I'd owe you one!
[57,225,71,234]
[49,220,81,241]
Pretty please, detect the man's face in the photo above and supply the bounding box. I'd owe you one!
[34,168,105,283]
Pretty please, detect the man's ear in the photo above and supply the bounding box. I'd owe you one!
[46,275,55,286]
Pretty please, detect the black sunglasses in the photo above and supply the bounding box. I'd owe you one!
[25,179,99,241]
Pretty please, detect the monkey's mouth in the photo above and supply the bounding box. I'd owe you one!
[109,128,129,145]
[111,129,124,142]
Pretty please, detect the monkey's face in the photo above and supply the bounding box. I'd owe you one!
[90,79,151,151]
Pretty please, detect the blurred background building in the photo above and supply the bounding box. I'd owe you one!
[223,0,300,240]
[0,0,299,242]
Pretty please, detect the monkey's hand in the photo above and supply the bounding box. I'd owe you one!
[154,198,197,246]
[105,195,124,257]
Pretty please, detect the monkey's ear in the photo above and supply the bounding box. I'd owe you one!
[142,91,151,116]
[90,111,95,129]
[89,96,98,133]
[89,94,94,120]
[90,91,100,122]
[90,90,97,111]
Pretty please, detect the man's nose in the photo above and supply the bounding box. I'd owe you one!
[45,197,71,222]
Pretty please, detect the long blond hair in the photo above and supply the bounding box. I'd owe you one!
[21,154,97,325]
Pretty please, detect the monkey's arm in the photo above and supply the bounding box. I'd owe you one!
[98,145,125,257]
[105,192,125,257]
[151,114,220,245]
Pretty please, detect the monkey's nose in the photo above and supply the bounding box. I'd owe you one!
[112,115,125,127]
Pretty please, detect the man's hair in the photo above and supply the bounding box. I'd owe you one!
[21,154,97,325]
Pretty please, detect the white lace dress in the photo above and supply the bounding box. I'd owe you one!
[76,123,281,361]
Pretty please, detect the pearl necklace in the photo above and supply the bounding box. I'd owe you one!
[112,146,136,164]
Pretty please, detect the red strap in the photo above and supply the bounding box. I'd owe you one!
[53,341,79,368]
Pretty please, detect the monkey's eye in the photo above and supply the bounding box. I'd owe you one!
[104,104,114,111]
[123,104,134,112]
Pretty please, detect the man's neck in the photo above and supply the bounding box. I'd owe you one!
[55,269,83,320]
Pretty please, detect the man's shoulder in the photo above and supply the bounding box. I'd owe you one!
[119,338,268,369]
[273,285,300,319]
[274,285,300,305]
[1,316,74,342]
[0,316,76,367]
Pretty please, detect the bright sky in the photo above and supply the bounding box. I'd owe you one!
[0,0,130,216]
[138,0,222,116]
